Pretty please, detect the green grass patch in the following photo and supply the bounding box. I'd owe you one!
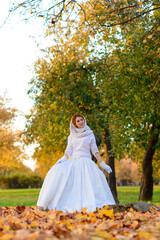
[0,185,159,207]
[0,189,39,207]
[117,185,160,203]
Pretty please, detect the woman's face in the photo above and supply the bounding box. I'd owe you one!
[75,117,85,128]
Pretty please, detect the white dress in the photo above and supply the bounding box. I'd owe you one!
[37,133,115,212]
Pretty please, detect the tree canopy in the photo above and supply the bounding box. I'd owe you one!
[5,0,160,29]
[0,96,26,177]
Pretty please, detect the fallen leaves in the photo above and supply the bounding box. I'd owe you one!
[0,205,159,239]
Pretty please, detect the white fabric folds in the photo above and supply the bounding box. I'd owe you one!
[37,157,115,213]
[37,117,115,212]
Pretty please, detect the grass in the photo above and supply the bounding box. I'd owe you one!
[0,189,39,207]
[0,186,159,207]
[117,185,160,204]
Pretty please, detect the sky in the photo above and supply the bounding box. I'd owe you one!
[0,1,52,170]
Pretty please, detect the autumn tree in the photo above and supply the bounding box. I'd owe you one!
[5,0,160,29]
[25,36,103,168]
[0,96,25,179]
[100,11,160,200]
[116,158,141,186]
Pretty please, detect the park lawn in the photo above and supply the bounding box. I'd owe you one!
[0,189,38,207]
[0,185,159,207]
[117,185,160,203]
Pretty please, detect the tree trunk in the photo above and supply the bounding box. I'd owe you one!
[139,123,159,201]
[103,127,119,203]
[0,169,7,183]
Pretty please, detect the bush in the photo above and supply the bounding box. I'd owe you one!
[0,174,43,189]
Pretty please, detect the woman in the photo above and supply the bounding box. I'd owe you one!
[37,113,115,212]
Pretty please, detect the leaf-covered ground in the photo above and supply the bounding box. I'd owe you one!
[0,205,159,240]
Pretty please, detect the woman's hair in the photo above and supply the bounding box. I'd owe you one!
[72,113,84,127]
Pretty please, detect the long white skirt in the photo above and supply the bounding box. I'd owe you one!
[37,157,115,212]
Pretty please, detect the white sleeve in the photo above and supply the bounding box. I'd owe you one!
[65,135,73,157]
[90,134,99,157]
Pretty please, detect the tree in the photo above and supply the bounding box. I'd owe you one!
[0,96,25,179]
[116,158,141,186]
[5,0,160,29]
[101,11,160,200]
[25,38,102,166]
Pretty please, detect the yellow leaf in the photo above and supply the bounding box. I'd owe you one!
[138,231,155,240]
[126,211,134,220]
[129,208,134,212]
[88,212,95,217]
[0,234,14,240]
[102,205,109,210]
[138,8,142,12]
[138,2,142,6]
[0,219,3,228]
[3,225,11,232]
[30,232,40,239]
[81,207,87,214]
[132,220,140,229]
[29,221,38,229]
[95,230,111,239]
[91,237,104,240]
[98,208,114,218]
[91,217,97,223]
[75,213,84,219]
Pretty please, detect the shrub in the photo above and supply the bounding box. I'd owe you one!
[0,174,43,189]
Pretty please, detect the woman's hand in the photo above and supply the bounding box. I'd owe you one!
[94,153,112,173]
[100,161,112,173]
[56,155,67,164]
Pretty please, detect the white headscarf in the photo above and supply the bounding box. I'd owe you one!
[70,116,93,138]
